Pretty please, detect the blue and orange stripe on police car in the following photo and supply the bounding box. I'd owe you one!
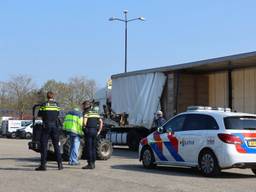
[234,133,256,154]
[140,132,184,162]
[165,133,185,162]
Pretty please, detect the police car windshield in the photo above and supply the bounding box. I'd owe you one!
[224,116,256,130]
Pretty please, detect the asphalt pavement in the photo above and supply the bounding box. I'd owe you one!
[0,138,255,192]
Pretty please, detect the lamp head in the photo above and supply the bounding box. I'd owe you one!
[109,17,115,21]
[139,17,145,21]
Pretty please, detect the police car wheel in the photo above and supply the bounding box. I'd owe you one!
[141,147,156,169]
[199,150,220,177]
[251,168,256,175]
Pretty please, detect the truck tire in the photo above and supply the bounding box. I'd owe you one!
[127,130,140,151]
[62,137,83,161]
[62,139,70,161]
[47,135,68,161]
[96,138,112,160]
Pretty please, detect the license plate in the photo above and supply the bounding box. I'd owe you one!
[247,140,256,147]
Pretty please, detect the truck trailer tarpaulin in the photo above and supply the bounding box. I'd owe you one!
[112,51,256,120]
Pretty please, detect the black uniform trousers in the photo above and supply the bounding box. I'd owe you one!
[40,122,62,166]
[85,127,97,164]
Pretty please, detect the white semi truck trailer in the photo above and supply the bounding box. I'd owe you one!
[96,72,166,150]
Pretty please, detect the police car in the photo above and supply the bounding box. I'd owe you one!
[139,106,256,176]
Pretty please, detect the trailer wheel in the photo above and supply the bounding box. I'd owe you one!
[127,130,140,151]
[96,138,112,160]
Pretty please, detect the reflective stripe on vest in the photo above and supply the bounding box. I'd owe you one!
[39,103,60,111]
[63,114,83,136]
[84,111,100,118]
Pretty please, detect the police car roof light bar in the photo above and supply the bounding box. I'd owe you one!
[187,106,231,112]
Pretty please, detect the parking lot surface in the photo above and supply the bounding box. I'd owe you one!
[0,138,255,192]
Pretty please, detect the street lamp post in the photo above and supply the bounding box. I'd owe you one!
[109,10,145,73]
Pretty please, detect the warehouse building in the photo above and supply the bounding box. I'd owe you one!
[112,51,256,120]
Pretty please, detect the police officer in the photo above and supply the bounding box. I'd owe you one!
[35,91,63,171]
[82,101,103,169]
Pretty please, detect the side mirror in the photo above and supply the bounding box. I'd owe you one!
[157,126,164,134]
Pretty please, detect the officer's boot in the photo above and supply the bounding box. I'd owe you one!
[58,162,63,170]
[91,162,95,169]
[35,165,46,171]
[82,162,93,169]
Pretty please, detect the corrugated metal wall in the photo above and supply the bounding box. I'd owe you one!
[209,72,228,108]
[162,67,256,118]
[177,74,196,113]
[177,74,208,113]
[233,68,256,113]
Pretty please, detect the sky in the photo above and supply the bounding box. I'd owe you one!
[0,0,256,88]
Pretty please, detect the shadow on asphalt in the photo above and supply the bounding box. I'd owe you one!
[0,157,39,171]
[111,164,255,179]
[0,162,77,171]
[0,165,73,171]
[112,148,138,159]
[0,157,39,162]
[0,167,34,171]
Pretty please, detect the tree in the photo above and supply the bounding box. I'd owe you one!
[40,79,71,109]
[0,75,98,118]
[68,76,97,108]
[7,75,37,119]
[0,81,9,109]
[40,76,97,111]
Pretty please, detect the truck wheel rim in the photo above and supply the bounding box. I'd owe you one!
[143,149,152,166]
[201,154,214,174]
[101,144,110,156]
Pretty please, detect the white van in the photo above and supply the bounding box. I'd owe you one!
[2,120,32,138]
[16,120,42,139]
[0,117,13,135]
